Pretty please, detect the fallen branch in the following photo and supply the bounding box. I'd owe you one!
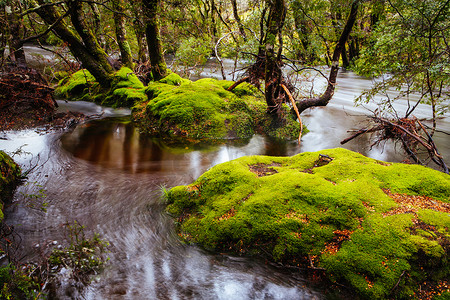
[227,76,250,91]
[340,126,383,145]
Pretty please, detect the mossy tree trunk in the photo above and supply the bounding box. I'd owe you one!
[32,0,114,87]
[5,2,26,65]
[142,0,167,81]
[264,0,287,118]
[295,0,359,114]
[111,0,134,69]
[130,7,148,63]
[231,0,246,40]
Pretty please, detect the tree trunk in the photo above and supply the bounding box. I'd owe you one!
[5,4,26,65]
[142,0,167,81]
[67,0,114,74]
[131,12,148,63]
[264,0,287,116]
[341,42,349,68]
[33,0,114,86]
[231,0,246,40]
[295,0,359,114]
[111,0,134,69]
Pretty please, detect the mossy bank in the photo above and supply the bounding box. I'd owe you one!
[166,148,450,299]
[0,151,21,219]
[56,69,302,141]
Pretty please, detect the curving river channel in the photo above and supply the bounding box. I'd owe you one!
[1,66,449,299]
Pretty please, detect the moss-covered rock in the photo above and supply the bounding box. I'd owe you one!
[55,68,147,108]
[0,151,22,219]
[132,75,302,141]
[56,69,302,140]
[166,148,450,299]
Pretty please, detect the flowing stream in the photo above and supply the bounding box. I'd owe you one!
[0,56,449,299]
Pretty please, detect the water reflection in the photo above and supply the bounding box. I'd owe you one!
[60,117,304,176]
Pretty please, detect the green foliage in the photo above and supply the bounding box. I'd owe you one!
[20,182,48,212]
[167,148,450,299]
[48,221,109,284]
[353,0,450,117]
[175,37,213,67]
[0,264,41,300]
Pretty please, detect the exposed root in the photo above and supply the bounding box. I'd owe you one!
[341,116,448,173]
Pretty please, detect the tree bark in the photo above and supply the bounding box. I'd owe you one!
[231,0,246,40]
[111,0,134,69]
[295,0,359,114]
[142,0,167,81]
[5,3,26,65]
[264,0,287,116]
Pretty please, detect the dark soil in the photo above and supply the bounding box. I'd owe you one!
[0,65,86,131]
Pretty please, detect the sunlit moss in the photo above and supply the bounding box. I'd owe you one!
[166,148,450,299]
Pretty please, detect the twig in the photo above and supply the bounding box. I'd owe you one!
[390,270,406,293]
[215,31,239,80]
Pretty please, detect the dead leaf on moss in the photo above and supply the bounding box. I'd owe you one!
[285,211,309,224]
[322,229,353,255]
[382,189,450,217]
[249,162,281,177]
[218,207,236,221]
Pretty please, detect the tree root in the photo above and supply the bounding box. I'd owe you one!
[341,116,448,173]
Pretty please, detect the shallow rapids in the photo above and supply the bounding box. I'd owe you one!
[0,65,448,299]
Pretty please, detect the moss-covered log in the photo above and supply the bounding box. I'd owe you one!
[166,148,450,299]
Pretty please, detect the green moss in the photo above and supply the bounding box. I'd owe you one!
[57,70,303,141]
[133,76,301,141]
[166,148,450,299]
[217,80,259,97]
[55,69,98,101]
[0,151,22,219]
[55,68,147,108]
[158,71,190,86]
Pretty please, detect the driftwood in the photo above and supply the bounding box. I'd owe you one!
[341,116,448,173]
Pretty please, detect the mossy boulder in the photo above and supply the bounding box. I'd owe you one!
[55,67,147,108]
[132,75,302,140]
[166,148,450,299]
[0,151,22,219]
